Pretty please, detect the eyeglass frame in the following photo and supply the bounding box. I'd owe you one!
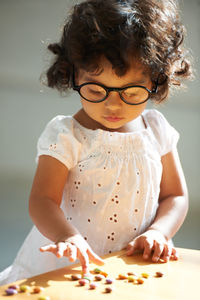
[72,72,159,105]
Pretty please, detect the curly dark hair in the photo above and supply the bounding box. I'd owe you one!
[45,0,193,102]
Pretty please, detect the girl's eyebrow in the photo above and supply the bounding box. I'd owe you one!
[82,76,148,86]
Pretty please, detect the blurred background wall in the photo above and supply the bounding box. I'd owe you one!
[0,0,199,271]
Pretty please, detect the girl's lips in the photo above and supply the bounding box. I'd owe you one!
[104,116,124,122]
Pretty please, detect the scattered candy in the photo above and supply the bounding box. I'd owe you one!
[105,287,113,293]
[127,272,137,276]
[33,286,44,294]
[105,278,114,284]
[71,274,82,281]
[78,279,88,286]
[117,274,128,280]
[137,278,145,284]
[93,268,102,274]
[155,271,164,277]
[5,288,18,295]
[89,282,98,290]
[19,285,30,292]
[127,276,136,283]
[95,274,104,281]
[8,285,19,290]
[141,272,149,279]
[83,276,92,282]
[100,271,108,278]
[38,296,50,300]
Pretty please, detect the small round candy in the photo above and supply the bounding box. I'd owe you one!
[100,271,108,278]
[118,274,128,280]
[89,282,98,290]
[127,276,136,283]
[83,276,92,282]
[38,296,50,300]
[8,284,19,290]
[5,288,18,295]
[71,274,82,281]
[155,271,164,277]
[141,272,149,279]
[33,286,44,293]
[19,285,30,292]
[93,268,101,274]
[95,274,104,281]
[127,272,136,276]
[105,287,113,293]
[78,279,88,286]
[105,278,114,284]
[137,278,144,284]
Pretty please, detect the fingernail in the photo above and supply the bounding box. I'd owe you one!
[153,256,159,262]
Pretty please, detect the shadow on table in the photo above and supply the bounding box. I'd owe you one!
[19,264,83,288]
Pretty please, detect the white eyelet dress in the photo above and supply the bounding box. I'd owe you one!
[0,109,179,285]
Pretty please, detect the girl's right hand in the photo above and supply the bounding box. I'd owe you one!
[40,234,104,275]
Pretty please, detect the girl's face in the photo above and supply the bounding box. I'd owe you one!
[77,57,152,132]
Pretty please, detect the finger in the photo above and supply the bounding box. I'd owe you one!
[162,244,172,262]
[40,244,57,253]
[56,242,67,258]
[143,239,154,260]
[66,244,78,262]
[87,248,105,266]
[126,239,138,256]
[171,247,179,260]
[77,249,90,275]
[152,242,164,262]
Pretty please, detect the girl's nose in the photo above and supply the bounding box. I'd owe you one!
[104,92,122,109]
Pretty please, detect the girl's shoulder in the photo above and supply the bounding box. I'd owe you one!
[143,109,166,126]
[143,109,179,156]
[44,115,74,130]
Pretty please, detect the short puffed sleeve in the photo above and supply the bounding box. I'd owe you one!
[36,115,82,169]
[145,109,180,156]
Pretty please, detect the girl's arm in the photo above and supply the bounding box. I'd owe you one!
[29,155,104,273]
[127,147,188,262]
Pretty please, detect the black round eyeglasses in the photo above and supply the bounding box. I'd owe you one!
[73,78,158,105]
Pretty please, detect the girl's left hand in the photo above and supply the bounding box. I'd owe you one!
[126,229,178,262]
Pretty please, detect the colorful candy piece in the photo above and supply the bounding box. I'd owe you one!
[8,284,19,290]
[127,272,137,276]
[93,268,102,274]
[19,285,30,292]
[137,278,145,284]
[94,274,104,281]
[83,276,92,282]
[89,282,98,289]
[33,286,44,293]
[105,287,113,293]
[155,271,164,277]
[78,279,88,286]
[141,272,149,279]
[71,274,82,281]
[100,271,108,278]
[5,288,18,295]
[117,274,128,280]
[38,296,50,300]
[127,276,136,283]
[105,278,114,284]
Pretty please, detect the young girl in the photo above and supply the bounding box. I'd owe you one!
[0,0,193,285]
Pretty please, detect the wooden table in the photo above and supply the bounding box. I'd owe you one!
[0,248,199,300]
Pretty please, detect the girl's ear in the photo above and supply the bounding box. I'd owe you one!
[157,72,167,86]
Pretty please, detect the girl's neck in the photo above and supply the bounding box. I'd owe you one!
[73,109,147,133]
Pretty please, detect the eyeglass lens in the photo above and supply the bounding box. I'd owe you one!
[79,84,149,104]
